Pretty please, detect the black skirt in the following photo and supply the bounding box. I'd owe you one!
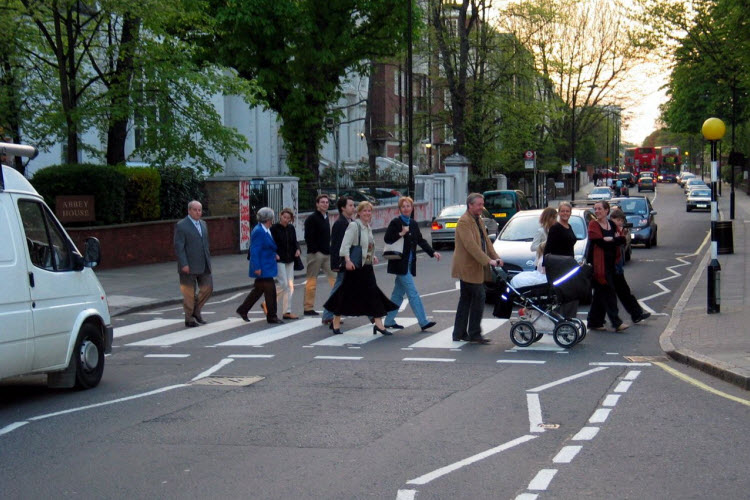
[323,265,398,317]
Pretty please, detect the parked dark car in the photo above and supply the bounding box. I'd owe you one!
[610,196,657,248]
[482,189,533,230]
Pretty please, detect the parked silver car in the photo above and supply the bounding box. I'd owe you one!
[430,204,498,249]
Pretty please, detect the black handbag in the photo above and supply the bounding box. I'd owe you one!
[293,255,305,271]
[349,223,363,268]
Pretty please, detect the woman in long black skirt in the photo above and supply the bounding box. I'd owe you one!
[324,201,398,335]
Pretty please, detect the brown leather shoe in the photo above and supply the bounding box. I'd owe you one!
[283,313,298,320]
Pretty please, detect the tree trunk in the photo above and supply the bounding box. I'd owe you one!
[106,14,141,166]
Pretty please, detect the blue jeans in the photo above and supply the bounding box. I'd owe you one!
[385,273,429,327]
[321,271,346,321]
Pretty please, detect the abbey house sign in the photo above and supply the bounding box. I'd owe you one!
[56,195,95,223]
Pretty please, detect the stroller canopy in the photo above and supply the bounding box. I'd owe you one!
[543,255,592,303]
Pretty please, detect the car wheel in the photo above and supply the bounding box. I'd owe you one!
[686,206,691,212]
[73,323,105,389]
[652,231,657,247]
[645,236,652,249]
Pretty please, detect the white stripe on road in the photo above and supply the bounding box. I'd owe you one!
[528,469,557,490]
[144,354,190,358]
[553,446,582,463]
[590,362,652,367]
[624,370,641,380]
[527,393,544,433]
[214,318,321,346]
[602,395,620,407]
[572,427,599,441]
[614,381,633,393]
[0,421,29,436]
[589,409,611,423]
[312,318,419,346]
[114,318,184,338]
[396,490,416,500]
[528,367,608,393]
[191,358,234,381]
[408,319,507,349]
[406,435,537,485]
[127,318,254,346]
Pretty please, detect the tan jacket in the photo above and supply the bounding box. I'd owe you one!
[451,211,499,284]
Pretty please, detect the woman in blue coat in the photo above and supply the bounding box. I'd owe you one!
[236,207,283,324]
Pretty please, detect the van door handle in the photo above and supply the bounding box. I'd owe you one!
[28,272,35,287]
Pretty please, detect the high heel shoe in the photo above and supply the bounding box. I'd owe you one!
[373,325,393,336]
[331,328,343,335]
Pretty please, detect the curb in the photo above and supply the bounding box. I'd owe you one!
[658,243,750,390]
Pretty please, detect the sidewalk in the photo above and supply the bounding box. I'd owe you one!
[660,183,750,390]
[94,181,750,390]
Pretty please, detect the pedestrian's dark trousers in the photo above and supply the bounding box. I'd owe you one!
[237,278,278,320]
[613,272,643,321]
[587,273,622,328]
[453,281,485,340]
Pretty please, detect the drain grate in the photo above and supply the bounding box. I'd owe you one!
[624,356,669,363]
[191,376,264,386]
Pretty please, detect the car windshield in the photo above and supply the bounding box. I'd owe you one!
[500,214,587,241]
[484,193,515,210]
[439,205,466,217]
[499,215,538,241]
[691,190,711,197]
[592,187,610,194]
[687,179,705,186]
[617,199,647,215]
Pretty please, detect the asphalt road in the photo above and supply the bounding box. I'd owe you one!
[2,183,749,499]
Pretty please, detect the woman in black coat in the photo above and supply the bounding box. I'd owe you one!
[382,197,441,331]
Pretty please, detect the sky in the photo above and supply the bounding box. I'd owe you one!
[620,63,669,146]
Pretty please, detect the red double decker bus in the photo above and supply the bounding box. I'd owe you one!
[633,147,658,176]
[624,148,636,171]
[657,146,680,182]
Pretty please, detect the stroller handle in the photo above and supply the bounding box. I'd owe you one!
[491,265,508,281]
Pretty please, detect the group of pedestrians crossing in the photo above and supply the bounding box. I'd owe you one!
[172,194,649,343]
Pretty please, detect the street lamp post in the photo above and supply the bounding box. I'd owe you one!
[570,102,576,202]
[701,117,726,314]
[425,142,432,172]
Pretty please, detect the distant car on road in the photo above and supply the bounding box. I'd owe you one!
[617,172,636,187]
[686,188,712,212]
[610,196,658,248]
[430,204,498,249]
[587,186,613,201]
[678,172,696,187]
[482,190,533,230]
[638,176,655,192]
[684,178,708,194]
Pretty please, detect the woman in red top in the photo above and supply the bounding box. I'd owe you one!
[586,201,628,332]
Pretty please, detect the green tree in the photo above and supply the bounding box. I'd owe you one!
[203,0,411,182]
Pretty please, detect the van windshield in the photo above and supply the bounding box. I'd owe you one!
[485,193,515,210]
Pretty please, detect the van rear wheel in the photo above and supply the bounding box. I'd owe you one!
[74,323,105,389]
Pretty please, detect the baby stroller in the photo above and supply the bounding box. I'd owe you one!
[493,255,592,348]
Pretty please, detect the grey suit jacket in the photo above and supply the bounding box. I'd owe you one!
[174,216,211,274]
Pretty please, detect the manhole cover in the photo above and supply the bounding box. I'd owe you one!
[192,376,264,386]
[624,356,668,363]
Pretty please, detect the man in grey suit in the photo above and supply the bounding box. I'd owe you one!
[174,200,213,327]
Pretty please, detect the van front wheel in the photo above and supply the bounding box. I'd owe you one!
[74,323,105,389]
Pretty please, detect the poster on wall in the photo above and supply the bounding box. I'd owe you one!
[239,180,250,251]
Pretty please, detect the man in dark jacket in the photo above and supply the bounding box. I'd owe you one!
[382,196,441,331]
[321,196,355,325]
[303,194,335,315]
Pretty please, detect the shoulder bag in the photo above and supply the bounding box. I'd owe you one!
[382,237,404,260]
[349,223,364,268]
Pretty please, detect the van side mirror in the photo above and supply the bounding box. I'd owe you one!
[83,237,101,268]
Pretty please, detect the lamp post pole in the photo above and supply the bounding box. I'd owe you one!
[425,142,432,172]
[570,102,576,202]
[702,117,726,314]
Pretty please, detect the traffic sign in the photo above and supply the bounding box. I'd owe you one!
[524,150,535,160]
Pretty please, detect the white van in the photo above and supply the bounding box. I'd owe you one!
[0,143,112,389]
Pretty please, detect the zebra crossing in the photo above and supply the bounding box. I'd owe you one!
[113,315,523,351]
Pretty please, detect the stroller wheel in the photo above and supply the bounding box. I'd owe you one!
[553,321,579,348]
[510,321,537,347]
[569,318,587,343]
[535,333,544,342]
